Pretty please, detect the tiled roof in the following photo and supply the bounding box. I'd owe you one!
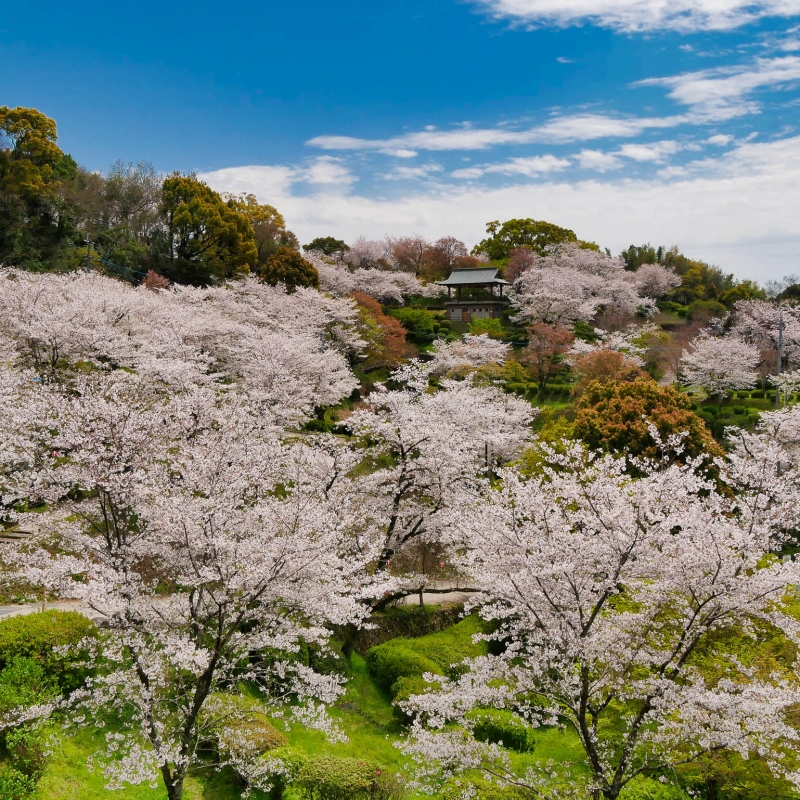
[436,268,510,286]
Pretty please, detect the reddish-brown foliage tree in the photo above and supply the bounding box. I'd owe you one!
[350,291,409,369]
[503,247,537,283]
[143,270,171,291]
[572,349,645,394]
[520,323,573,388]
[573,377,723,462]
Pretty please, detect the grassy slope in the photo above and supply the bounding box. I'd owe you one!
[30,623,588,800]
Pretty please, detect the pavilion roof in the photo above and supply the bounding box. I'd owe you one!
[436,268,511,287]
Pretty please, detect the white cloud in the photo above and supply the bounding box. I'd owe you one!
[303,156,358,185]
[557,56,575,63]
[453,154,572,178]
[707,133,735,145]
[616,139,684,161]
[637,55,800,120]
[381,163,444,180]
[200,135,800,283]
[307,112,686,153]
[575,149,623,170]
[471,0,800,33]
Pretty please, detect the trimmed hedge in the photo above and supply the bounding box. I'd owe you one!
[256,746,308,800]
[296,756,405,800]
[0,611,97,690]
[440,777,530,800]
[468,708,536,753]
[366,615,490,699]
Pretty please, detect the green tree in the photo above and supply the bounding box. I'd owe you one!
[258,246,320,292]
[224,192,298,267]
[0,106,77,270]
[303,236,349,256]
[160,174,257,284]
[472,218,577,261]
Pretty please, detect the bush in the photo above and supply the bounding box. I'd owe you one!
[5,726,49,780]
[468,708,536,753]
[0,768,37,800]
[366,615,489,697]
[737,390,751,399]
[701,405,718,416]
[0,611,97,690]
[0,657,57,716]
[469,318,504,338]
[618,775,689,799]
[308,642,347,677]
[256,746,308,800]
[365,642,443,696]
[201,693,287,762]
[296,756,405,800]
[440,777,529,800]
[390,675,442,724]
[390,308,436,335]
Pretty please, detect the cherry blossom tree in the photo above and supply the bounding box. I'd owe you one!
[303,250,438,304]
[341,375,533,611]
[633,262,682,298]
[1,373,375,800]
[512,243,654,328]
[424,334,511,377]
[402,444,800,800]
[680,330,760,399]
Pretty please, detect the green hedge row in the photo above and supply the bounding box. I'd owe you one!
[365,615,490,700]
[255,750,405,800]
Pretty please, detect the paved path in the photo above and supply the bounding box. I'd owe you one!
[0,600,105,620]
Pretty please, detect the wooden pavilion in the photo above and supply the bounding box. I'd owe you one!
[436,267,510,323]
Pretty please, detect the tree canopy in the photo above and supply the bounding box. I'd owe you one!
[472,218,577,261]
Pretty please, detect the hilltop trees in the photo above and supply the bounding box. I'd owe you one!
[160,175,258,284]
[258,246,320,292]
[0,106,77,269]
[472,218,577,261]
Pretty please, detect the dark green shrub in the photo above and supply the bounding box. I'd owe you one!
[468,708,535,752]
[5,726,49,780]
[302,419,332,433]
[308,643,347,677]
[296,756,405,800]
[439,320,452,332]
[701,406,718,416]
[0,610,97,690]
[737,391,750,399]
[732,406,746,416]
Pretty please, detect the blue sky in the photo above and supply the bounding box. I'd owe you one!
[3,0,800,279]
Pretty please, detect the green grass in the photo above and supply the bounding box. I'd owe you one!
[23,618,590,800]
[36,727,245,800]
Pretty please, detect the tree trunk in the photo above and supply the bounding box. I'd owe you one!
[162,766,184,800]
[706,778,719,800]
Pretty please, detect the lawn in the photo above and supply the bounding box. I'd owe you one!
[24,616,590,800]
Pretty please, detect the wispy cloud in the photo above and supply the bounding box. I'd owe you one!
[556,56,575,63]
[380,163,444,180]
[307,112,686,153]
[471,0,800,33]
[452,154,571,178]
[638,55,800,120]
